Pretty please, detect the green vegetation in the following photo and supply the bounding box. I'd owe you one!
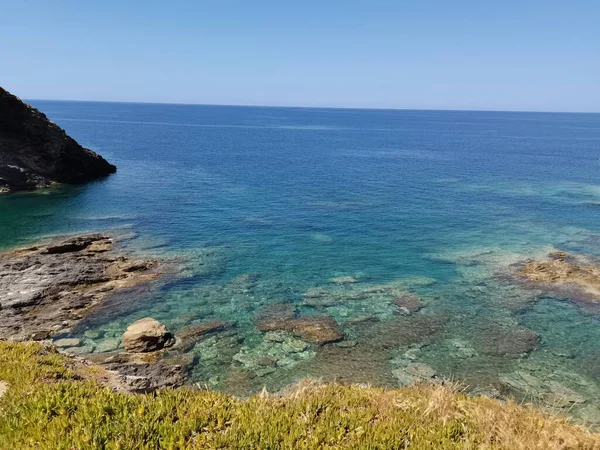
[0,342,599,449]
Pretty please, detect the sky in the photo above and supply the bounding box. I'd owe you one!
[1,0,599,112]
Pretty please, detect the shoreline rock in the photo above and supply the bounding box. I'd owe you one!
[0,233,165,341]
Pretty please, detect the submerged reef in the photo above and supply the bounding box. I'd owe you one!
[0,86,115,192]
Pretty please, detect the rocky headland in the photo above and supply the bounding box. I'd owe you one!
[0,86,116,192]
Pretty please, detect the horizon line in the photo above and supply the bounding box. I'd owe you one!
[25,97,600,115]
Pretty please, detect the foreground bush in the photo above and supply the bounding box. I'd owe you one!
[0,342,598,449]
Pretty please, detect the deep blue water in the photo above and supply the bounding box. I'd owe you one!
[2,102,600,419]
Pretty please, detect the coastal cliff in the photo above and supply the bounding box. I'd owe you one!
[0,87,116,192]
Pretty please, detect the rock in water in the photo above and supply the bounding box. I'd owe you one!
[123,318,175,353]
[0,86,116,192]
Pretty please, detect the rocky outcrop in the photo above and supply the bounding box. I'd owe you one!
[0,86,116,192]
[0,233,164,340]
[518,251,600,305]
[122,318,175,353]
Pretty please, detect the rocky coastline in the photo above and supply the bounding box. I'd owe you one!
[0,233,195,392]
[4,233,600,417]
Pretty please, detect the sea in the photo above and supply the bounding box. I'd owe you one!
[2,101,600,421]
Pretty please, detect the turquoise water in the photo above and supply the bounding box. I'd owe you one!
[2,102,600,419]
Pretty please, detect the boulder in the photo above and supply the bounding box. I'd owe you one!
[122,317,175,353]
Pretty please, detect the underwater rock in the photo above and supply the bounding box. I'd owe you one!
[256,356,278,367]
[288,315,344,345]
[95,338,121,353]
[255,367,276,377]
[447,339,477,359]
[63,345,94,356]
[255,303,298,331]
[518,252,600,305]
[302,281,425,318]
[228,272,261,287]
[328,276,358,285]
[263,331,288,343]
[500,370,586,408]
[122,317,175,353]
[357,315,446,350]
[311,233,333,243]
[474,323,539,357]
[190,247,229,279]
[280,337,310,353]
[256,303,344,345]
[222,369,257,397]
[392,293,423,314]
[343,315,379,325]
[391,357,437,386]
[404,362,437,379]
[176,319,231,350]
[0,233,165,341]
[298,342,396,387]
[172,312,198,327]
[544,381,586,407]
[0,86,116,192]
[232,334,314,377]
[579,405,600,424]
[403,347,423,360]
[392,368,418,386]
[83,330,103,340]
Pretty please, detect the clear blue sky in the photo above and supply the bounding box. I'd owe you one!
[1,0,599,112]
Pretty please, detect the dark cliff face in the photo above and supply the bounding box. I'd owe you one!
[0,87,116,192]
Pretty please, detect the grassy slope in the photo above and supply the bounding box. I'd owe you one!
[0,342,599,449]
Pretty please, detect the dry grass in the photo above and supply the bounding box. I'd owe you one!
[0,341,599,449]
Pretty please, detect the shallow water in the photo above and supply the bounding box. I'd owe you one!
[2,102,600,420]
